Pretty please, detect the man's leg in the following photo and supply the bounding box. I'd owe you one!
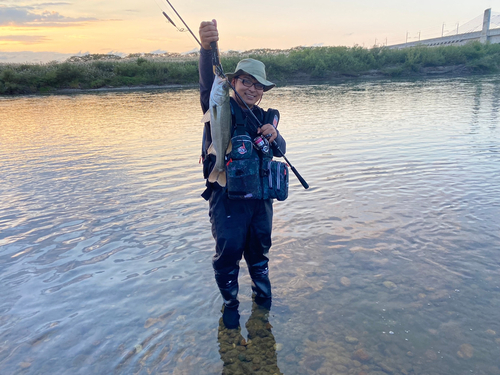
[245,199,273,307]
[209,187,251,327]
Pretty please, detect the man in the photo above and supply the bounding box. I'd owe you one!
[199,20,286,329]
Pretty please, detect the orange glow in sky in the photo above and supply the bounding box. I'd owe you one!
[0,0,497,62]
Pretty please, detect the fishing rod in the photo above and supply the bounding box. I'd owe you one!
[160,1,309,189]
[208,42,309,190]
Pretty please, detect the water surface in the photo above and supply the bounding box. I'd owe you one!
[1,76,500,375]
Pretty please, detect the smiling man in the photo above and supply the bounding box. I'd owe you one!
[198,19,287,329]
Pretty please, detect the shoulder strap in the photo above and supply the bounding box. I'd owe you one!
[230,98,247,136]
[264,108,280,128]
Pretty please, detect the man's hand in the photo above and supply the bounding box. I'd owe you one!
[199,19,218,50]
[258,124,278,143]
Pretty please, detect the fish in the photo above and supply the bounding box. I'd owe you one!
[201,74,232,187]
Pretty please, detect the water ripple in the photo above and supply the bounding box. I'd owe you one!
[1,79,500,374]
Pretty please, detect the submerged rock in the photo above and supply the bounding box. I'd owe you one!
[340,277,351,287]
[345,336,359,344]
[424,349,438,361]
[301,354,324,371]
[352,348,371,362]
[383,281,397,289]
[457,343,474,359]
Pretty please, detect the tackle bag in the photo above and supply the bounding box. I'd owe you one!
[226,135,289,201]
[263,159,289,201]
[226,134,263,199]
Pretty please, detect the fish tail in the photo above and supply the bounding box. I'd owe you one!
[208,169,227,187]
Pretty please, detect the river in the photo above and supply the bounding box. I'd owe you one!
[1,75,500,375]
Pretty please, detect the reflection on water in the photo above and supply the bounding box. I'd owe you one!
[1,76,500,375]
[217,302,281,375]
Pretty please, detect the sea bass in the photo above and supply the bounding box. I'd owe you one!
[202,74,232,186]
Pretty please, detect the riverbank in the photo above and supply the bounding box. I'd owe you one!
[51,65,477,96]
[1,42,499,95]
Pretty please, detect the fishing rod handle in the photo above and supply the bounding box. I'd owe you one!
[272,141,309,190]
[291,165,310,190]
[210,42,220,68]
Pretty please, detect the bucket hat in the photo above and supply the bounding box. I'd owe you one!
[226,58,275,92]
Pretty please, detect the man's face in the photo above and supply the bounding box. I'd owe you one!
[232,75,264,107]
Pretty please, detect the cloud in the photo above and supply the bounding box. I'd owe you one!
[0,51,85,63]
[0,1,71,5]
[36,3,72,6]
[0,5,97,27]
[0,35,50,43]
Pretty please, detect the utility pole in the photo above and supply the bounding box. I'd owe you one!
[442,23,445,37]
[480,8,491,44]
[406,31,409,44]
[456,22,459,34]
[418,31,421,41]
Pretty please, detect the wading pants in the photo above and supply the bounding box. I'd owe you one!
[209,185,273,309]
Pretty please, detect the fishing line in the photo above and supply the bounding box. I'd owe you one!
[152,0,186,32]
[162,11,186,32]
[163,0,202,47]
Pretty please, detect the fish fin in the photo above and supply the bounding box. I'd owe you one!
[206,139,230,156]
[208,169,226,187]
[201,110,211,123]
[208,168,219,183]
[218,171,227,187]
[207,143,216,155]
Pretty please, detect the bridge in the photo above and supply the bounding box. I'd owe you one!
[390,9,500,49]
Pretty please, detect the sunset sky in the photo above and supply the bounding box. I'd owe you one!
[0,0,498,63]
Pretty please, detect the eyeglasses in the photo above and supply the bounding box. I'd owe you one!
[237,77,265,91]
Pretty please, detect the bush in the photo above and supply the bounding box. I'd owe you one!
[55,63,83,85]
[2,43,500,95]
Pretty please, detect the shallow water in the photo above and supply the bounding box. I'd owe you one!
[1,76,500,375]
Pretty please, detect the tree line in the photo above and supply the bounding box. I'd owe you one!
[1,42,500,95]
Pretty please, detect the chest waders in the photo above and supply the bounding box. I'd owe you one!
[209,100,279,328]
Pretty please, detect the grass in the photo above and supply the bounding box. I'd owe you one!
[2,42,500,95]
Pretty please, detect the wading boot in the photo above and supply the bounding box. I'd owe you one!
[215,270,240,329]
[249,265,272,310]
[221,304,240,330]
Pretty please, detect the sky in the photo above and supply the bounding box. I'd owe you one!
[0,0,499,63]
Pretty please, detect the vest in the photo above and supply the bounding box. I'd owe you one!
[201,99,288,201]
[226,99,288,201]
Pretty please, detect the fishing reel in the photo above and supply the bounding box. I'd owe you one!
[253,134,271,154]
